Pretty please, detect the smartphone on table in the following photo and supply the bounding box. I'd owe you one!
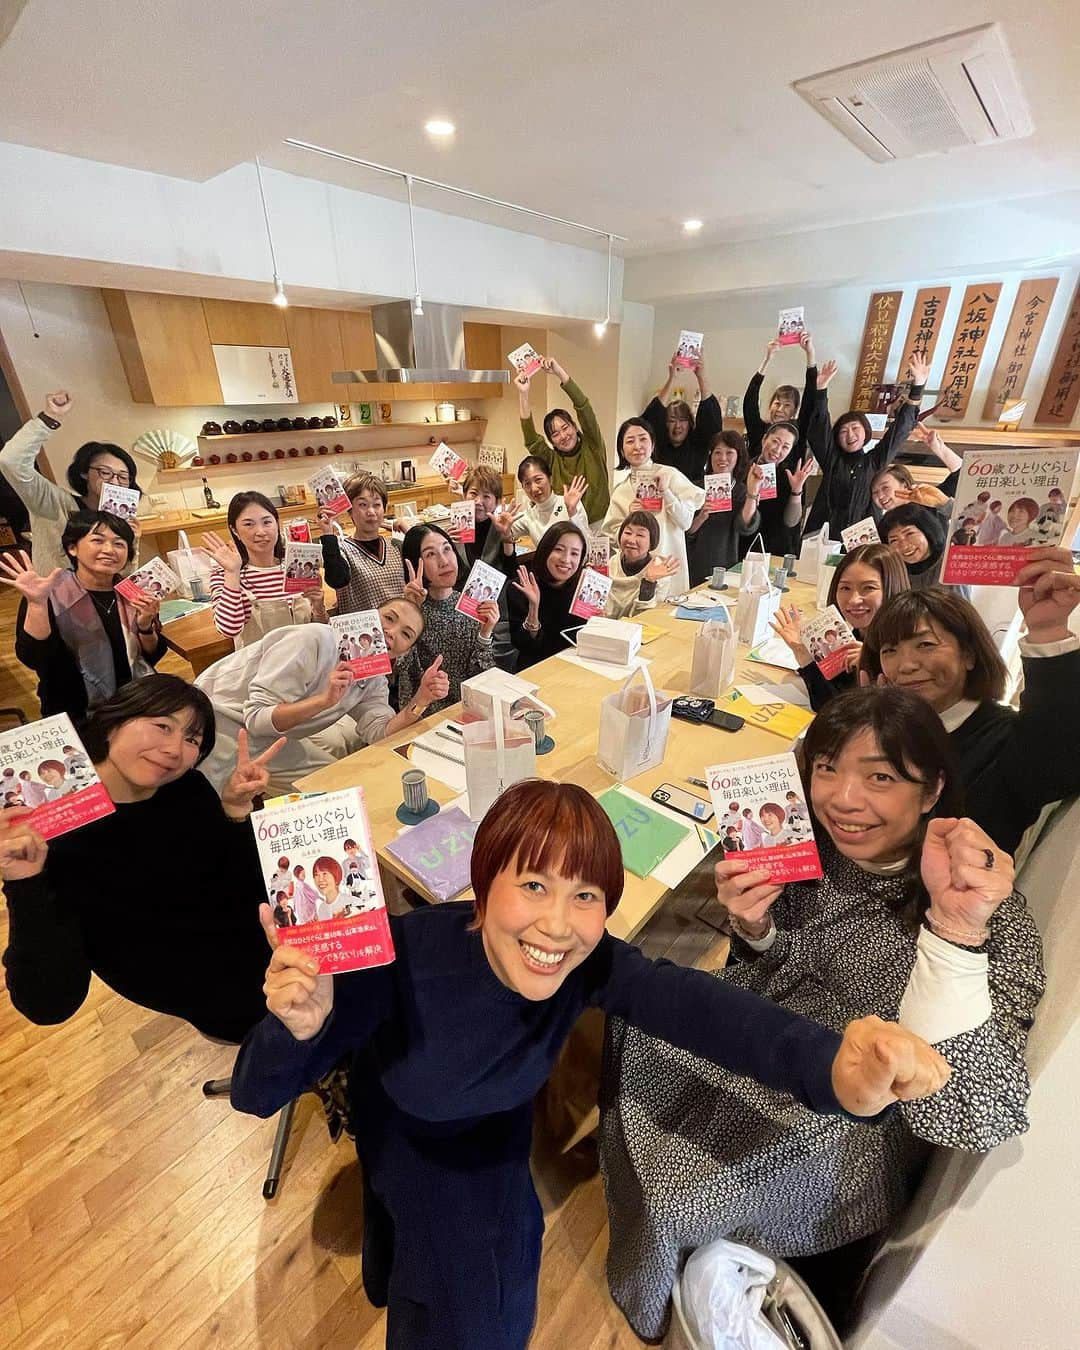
[650,783,715,823]
[707,709,745,733]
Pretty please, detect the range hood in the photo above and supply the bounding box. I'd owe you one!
[332,301,509,385]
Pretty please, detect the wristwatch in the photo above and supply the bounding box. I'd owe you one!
[37,411,62,431]
[407,701,428,718]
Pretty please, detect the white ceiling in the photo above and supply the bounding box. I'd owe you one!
[2,0,1079,255]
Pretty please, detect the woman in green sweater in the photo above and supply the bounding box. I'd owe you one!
[516,356,610,521]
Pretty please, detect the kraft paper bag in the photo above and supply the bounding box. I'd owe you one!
[596,663,672,781]
[463,705,536,821]
[689,619,737,700]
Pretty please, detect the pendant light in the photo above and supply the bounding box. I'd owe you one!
[255,156,288,308]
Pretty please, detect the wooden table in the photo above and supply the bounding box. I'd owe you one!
[162,583,338,676]
[297,570,820,941]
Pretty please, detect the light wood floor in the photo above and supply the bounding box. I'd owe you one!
[0,584,730,1347]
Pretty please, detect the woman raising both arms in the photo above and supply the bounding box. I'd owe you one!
[517,356,610,521]
[230,777,950,1350]
[742,331,818,457]
[641,345,722,484]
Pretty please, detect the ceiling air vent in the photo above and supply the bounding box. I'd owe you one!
[794,23,1033,163]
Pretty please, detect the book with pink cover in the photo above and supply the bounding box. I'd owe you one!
[309,467,350,515]
[631,468,663,512]
[569,566,613,620]
[507,342,544,378]
[674,330,703,369]
[449,499,476,544]
[840,517,879,551]
[706,751,821,884]
[385,806,480,903]
[940,447,1080,586]
[456,558,506,620]
[430,441,468,482]
[777,306,805,346]
[587,534,611,575]
[115,556,180,604]
[0,714,113,840]
[757,461,777,501]
[98,483,141,522]
[704,472,732,514]
[286,519,312,543]
[282,542,323,593]
[799,605,856,680]
[251,786,394,974]
[329,610,393,679]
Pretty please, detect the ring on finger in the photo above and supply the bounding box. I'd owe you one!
[983,848,994,870]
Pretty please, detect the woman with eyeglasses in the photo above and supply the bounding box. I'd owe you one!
[0,389,143,574]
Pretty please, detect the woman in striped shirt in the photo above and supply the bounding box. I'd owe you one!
[203,491,326,642]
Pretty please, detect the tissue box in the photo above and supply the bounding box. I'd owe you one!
[576,617,642,666]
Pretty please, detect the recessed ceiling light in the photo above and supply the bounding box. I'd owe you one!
[425,119,455,137]
[682,218,703,234]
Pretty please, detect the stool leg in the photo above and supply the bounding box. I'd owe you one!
[202,1076,232,1097]
[262,1098,298,1200]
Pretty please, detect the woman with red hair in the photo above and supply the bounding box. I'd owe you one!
[230,780,949,1348]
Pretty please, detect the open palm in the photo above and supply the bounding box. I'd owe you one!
[0,551,63,603]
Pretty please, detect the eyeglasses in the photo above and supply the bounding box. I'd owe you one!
[91,466,131,484]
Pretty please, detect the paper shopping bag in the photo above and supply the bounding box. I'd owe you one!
[816,553,844,610]
[596,663,672,781]
[463,706,536,821]
[689,618,737,700]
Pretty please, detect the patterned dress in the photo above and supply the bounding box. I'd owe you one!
[598,842,1045,1340]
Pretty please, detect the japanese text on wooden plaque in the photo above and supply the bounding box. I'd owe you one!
[936,284,1003,420]
[851,291,902,412]
[1035,280,1080,426]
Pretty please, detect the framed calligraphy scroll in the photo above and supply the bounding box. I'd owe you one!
[851,291,902,411]
[896,286,951,373]
[935,283,1003,420]
[1035,280,1080,426]
[981,279,1059,421]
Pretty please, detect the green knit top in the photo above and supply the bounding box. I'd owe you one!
[520,378,610,521]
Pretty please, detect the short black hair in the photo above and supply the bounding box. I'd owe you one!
[400,522,468,592]
[542,408,579,447]
[67,442,140,498]
[517,455,551,486]
[618,509,660,551]
[703,430,750,483]
[80,675,216,766]
[61,509,135,569]
[879,502,947,559]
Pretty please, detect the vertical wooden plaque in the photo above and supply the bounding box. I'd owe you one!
[1035,280,1080,426]
[981,279,1059,421]
[851,291,903,411]
[896,286,951,373]
[935,284,1003,420]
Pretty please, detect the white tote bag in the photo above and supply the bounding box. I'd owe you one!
[463,703,536,821]
[597,663,672,781]
[689,619,737,700]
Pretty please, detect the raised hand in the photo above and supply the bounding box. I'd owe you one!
[714,856,784,937]
[921,816,1014,943]
[831,1015,951,1116]
[402,558,428,608]
[45,390,73,420]
[908,353,931,386]
[320,664,355,710]
[132,595,161,632]
[543,356,568,383]
[746,462,765,497]
[417,654,449,705]
[200,532,244,582]
[258,905,334,1041]
[0,807,48,881]
[761,338,780,367]
[490,500,521,540]
[220,728,287,820]
[476,599,500,639]
[785,455,816,495]
[0,550,64,605]
[817,360,839,390]
[514,372,532,394]
[643,554,680,583]
[769,604,812,666]
[799,330,816,365]
[511,565,541,610]
[1014,546,1080,642]
[563,474,589,518]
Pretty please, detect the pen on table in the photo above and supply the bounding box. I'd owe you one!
[694,823,709,854]
[686,776,708,789]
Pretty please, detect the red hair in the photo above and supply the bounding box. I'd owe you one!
[312,856,342,885]
[470,780,624,922]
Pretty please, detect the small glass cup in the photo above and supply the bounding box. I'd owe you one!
[524,710,546,751]
[402,769,428,814]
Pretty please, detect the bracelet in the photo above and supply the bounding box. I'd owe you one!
[731,915,774,943]
[925,915,989,945]
[136,624,159,636]
[523,619,541,634]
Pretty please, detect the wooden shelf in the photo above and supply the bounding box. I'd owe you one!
[195,420,483,446]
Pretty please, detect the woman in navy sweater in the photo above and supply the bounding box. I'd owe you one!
[231,779,949,1349]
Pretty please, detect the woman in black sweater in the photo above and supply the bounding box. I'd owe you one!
[641,346,722,484]
[859,555,1080,857]
[686,431,762,584]
[742,331,818,457]
[879,502,952,590]
[507,521,588,670]
[804,354,930,538]
[0,676,280,1041]
[770,543,911,710]
[3,512,166,721]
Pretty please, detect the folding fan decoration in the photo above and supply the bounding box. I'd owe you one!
[133,428,198,470]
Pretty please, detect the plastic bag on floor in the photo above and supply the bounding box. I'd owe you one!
[674,1239,785,1349]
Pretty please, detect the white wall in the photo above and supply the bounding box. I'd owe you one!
[646,266,1080,430]
[615,300,656,426]
[0,144,622,325]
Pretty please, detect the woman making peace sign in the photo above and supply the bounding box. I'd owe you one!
[0,676,283,1041]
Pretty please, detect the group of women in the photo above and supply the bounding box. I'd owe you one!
[0,346,1077,1349]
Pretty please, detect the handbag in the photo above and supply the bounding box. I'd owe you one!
[689,619,737,700]
[597,663,672,781]
[463,702,536,821]
[235,590,314,648]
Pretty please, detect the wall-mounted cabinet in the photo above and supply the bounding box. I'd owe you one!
[102,291,505,407]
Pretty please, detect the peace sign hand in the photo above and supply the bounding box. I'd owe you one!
[220,728,287,820]
[403,558,428,608]
[258,905,335,1041]
[0,806,49,882]
[0,550,64,605]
